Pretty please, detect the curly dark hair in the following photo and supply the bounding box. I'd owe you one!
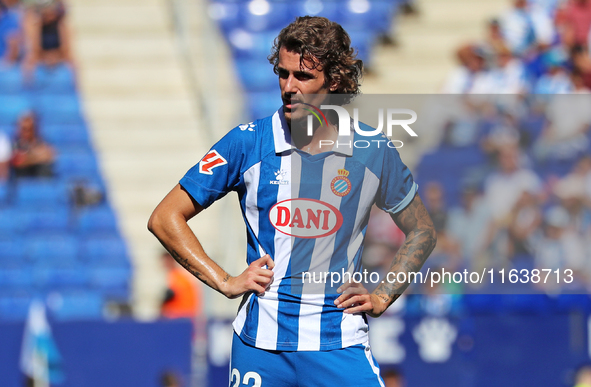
[268,16,363,103]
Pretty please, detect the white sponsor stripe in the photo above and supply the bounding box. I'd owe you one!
[341,168,378,347]
[364,342,386,387]
[297,156,346,350]
[254,153,295,350]
[243,163,263,257]
[233,293,252,335]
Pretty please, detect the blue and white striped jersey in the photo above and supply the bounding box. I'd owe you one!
[180,109,417,351]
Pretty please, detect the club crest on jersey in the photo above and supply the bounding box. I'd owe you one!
[269,198,343,238]
[330,169,351,197]
[199,150,227,175]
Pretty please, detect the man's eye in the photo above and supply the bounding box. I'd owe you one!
[295,74,312,81]
[278,71,289,79]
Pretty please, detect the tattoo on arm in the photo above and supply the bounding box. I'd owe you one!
[372,195,437,313]
[169,249,212,287]
[223,273,230,282]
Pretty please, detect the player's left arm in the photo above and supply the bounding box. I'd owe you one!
[335,194,436,317]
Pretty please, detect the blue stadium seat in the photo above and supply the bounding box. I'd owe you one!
[55,147,99,178]
[25,234,79,266]
[228,29,277,61]
[0,237,25,265]
[15,179,68,207]
[0,95,32,126]
[208,1,241,35]
[0,65,25,93]
[335,0,397,34]
[0,268,33,288]
[347,30,374,64]
[19,206,71,233]
[240,0,292,32]
[0,294,34,321]
[47,291,104,320]
[80,233,129,265]
[41,124,91,148]
[0,207,25,234]
[246,91,281,120]
[34,94,83,124]
[89,267,130,295]
[75,205,119,235]
[33,64,76,94]
[290,0,340,20]
[0,181,9,206]
[34,267,91,289]
[236,59,278,92]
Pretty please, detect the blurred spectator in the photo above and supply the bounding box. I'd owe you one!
[556,0,591,49]
[382,367,404,387]
[448,186,491,268]
[159,370,182,387]
[363,206,405,282]
[480,109,522,156]
[484,145,542,224]
[424,182,447,233]
[507,190,542,265]
[161,251,203,319]
[571,45,591,89]
[533,48,573,93]
[554,162,591,235]
[10,112,55,178]
[535,81,591,161]
[22,0,72,70]
[0,0,21,64]
[533,206,588,290]
[423,182,461,270]
[441,45,487,93]
[574,364,591,387]
[0,129,10,181]
[499,0,554,56]
[472,45,529,94]
[482,18,506,58]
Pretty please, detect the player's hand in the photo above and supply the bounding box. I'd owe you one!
[334,281,384,318]
[222,255,275,299]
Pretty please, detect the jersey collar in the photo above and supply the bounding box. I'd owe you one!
[272,109,353,156]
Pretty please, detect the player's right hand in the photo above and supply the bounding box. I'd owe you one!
[222,255,275,299]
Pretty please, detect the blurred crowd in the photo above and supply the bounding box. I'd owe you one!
[442,0,591,95]
[363,0,591,309]
[0,0,73,70]
[0,0,72,182]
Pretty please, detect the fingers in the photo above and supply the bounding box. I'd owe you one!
[343,302,373,314]
[252,254,275,270]
[334,294,370,310]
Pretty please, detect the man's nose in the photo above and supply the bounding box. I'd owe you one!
[283,74,298,94]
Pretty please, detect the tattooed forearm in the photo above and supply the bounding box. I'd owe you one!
[170,249,213,287]
[371,195,437,315]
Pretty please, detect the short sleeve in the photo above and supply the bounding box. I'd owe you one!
[375,146,418,214]
[179,127,251,209]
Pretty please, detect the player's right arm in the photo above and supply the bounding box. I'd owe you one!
[148,184,274,299]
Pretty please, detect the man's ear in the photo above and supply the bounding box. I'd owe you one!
[329,81,338,92]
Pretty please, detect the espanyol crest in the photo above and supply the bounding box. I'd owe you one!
[330,169,351,197]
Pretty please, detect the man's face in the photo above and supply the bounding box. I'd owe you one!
[277,46,333,125]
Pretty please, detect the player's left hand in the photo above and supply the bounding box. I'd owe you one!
[334,282,383,318]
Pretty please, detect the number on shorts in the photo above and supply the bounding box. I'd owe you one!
[230,369,262,387]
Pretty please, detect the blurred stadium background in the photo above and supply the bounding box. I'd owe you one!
[1,0,591,385]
